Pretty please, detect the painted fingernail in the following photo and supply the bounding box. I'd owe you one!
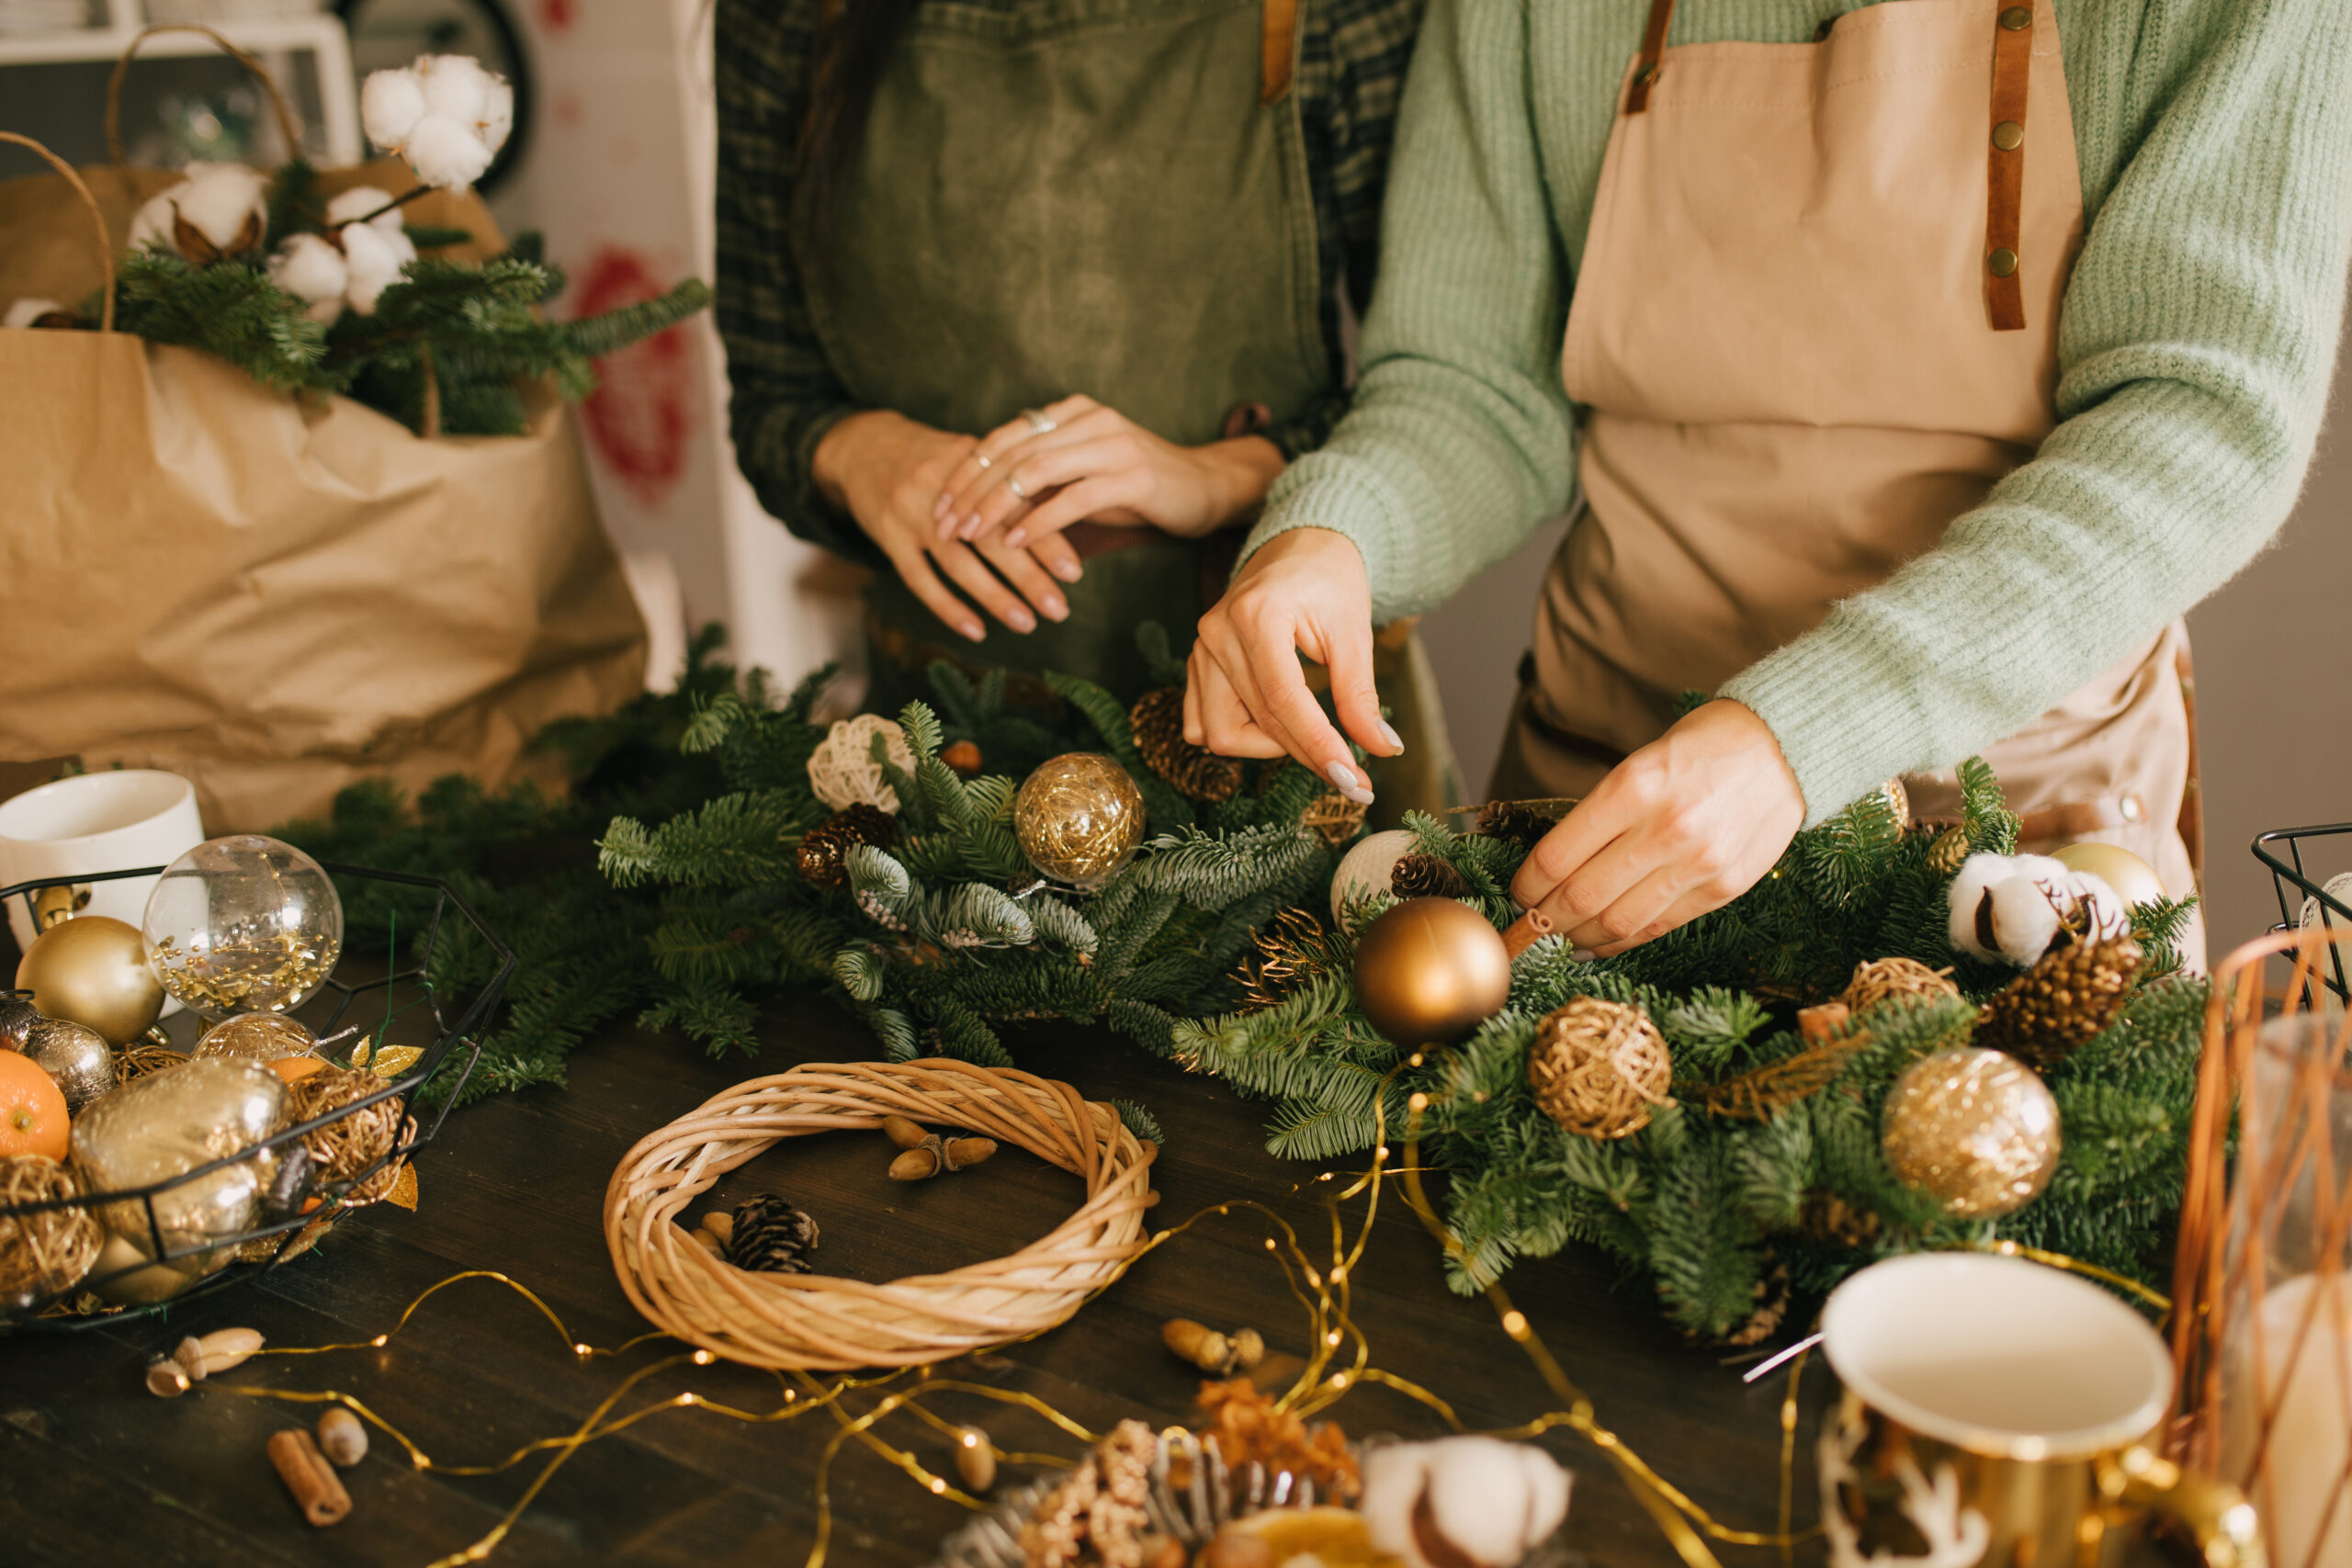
[1008,610,1036,633]
[933,494,950,519]
[1042,594,1068,620]
[957,621,984,642]
[1570,947,1599,963]
[1051,558,1083,583]
[1006,528,1027,547]
[1326,761,1374,806]
[1377,720,1404,752]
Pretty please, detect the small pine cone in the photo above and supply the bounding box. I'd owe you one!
[1974,935,2145,1068]
[1084,1421,1158,1567]
[1389,852,1471,900]
[1474,799,1569,852]
[1800,1191,1883,1250]
[797,803,898,888]
[1927,825,1971,875]
[1706,1258,1792,1349]
[1022,1451,1102,1568]
[1129,688,1242,804]
[725,1195,820,1273]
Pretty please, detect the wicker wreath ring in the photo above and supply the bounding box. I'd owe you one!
[603,1060,1159,1370]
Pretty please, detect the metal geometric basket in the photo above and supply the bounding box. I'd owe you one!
[2254,820,2352,1005]
[0,860,512,1332]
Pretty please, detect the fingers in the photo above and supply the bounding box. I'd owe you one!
[1511,788,1631,912]
[1188,635,1288,759]
[1003,477,1128,547]
[930,538,1040,635]
[1314,614,1401,759]
[933,414,1035,536]
[1589,883,1721,957]
[973,535,1070,624]
[883,541,985,643]
[1027,531,1085,584]
[1240,620,1371,801]
[957,429,1135,542]
[938,397,1113,539]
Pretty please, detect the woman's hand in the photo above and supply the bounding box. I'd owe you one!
[1503,700,1806,956]
[814,410,1084,642]
[932,394,1285,547]
[1183,526,1399,805]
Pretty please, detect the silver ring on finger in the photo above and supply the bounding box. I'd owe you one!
[1021,407,1057,435]
[974,453,992,470]
[1007,473,1031,501]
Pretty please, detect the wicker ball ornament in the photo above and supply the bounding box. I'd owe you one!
[1881,1047,2061,1218]
[1528,997,1674,1140]
[1840,957,1961,1016]
[0,1153,99,1303]
[807,715,917,814]
[1351,897,1512,1047]
[16,915,164,1046]
[286,1066,405,1205]
[1013,754,1146,889]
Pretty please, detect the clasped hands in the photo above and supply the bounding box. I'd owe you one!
[1183,527,1810,954]
[812,394,1283,643]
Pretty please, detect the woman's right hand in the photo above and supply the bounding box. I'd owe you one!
[1184,525,1399,805]
[812,410,1084,642]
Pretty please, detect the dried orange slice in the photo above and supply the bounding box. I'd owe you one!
[0,1050,70,1161]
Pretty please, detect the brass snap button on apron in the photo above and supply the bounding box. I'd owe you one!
[2120,793,2145,823]
[1992,120,2024,152]
[2000,6,2032,28]
[1988,248,2019,277]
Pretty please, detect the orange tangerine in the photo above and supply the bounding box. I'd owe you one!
[0,1050,69,1161]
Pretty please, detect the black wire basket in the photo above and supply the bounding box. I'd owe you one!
[2255,820,2352,1005]
[0,861,511,1332]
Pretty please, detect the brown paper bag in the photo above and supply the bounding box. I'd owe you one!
[0,134,647,831]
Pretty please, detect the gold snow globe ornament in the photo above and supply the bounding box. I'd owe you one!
[1013,753,1147,890]
[142,836,343,1021]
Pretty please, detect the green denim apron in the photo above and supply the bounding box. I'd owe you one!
[797,0,1461,818]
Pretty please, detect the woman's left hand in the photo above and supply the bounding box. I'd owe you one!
[1503,700,1807,957]
[932,393,1284,547]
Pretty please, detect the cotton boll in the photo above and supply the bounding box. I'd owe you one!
[399,114,494,190]
[416,54,495,126]
[170,161,268,254]
[2057,870,2132,946]
[1363,1438,1571,1568]
[126,186,185,254]
[3,297,65,329]
[479,78,514,154]
[1986,875,2064,966]
[361,65,427,150]
[267,231,350,324]
[324,186,406,235]
[338,221,411,315]
[1946,853,2017,961]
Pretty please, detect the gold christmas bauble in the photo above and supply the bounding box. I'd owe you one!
[1881,1047,2061,1218]
[1013,753,1147,890]
[15,916,164,1046]
[1351,897,1512,1046]
[2052,841,2166,908]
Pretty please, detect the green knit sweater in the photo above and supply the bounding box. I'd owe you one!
[1244,0,2352,825]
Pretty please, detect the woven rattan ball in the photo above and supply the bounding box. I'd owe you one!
[287,1066,405,1205]
[807,716,917,814]
[0,1153,99,1303]
[1839,956,1961,1016]
[604,1061,1157,1370]
[1528,998,1674,1141]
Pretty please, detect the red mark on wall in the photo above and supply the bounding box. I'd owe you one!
[537,0,574,32]
[573,245,694,512]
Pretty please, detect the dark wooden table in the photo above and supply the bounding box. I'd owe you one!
[0,1006,1828,1567]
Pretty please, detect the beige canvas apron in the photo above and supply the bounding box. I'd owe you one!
[1497,0,2200,915]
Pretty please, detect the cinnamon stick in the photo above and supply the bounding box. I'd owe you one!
[267,1428,352,1526]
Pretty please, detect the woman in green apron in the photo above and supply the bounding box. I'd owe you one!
[714,0,1454,815]
[1186,0,2352,954]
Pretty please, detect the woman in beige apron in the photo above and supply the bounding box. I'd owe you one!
[1190,0,2225,958]
[716,0,1459,818]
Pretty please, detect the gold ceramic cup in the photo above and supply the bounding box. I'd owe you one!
[1819,1254,2264,1568]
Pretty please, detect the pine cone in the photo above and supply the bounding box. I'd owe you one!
[797,803,897,887]
[1389,852,1471,900]
[1474,799,1569,852]
[1129,687,1242,804]
[1927,825,1971,875]
[1800,1190,1883,1249]
[1974,935,2145,1068]
[1714,1258,1792,1349]
[726,1195,820,1273]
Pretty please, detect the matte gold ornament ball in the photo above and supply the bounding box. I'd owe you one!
[1881,1047,2061,1218]
[15,915,164,1046]
[1351,897,1513,1046]
[2051,841,2166,908]
[1013,753,1147,890]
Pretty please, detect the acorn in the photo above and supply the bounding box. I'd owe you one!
[195,1326,266,1374]
[884,1115,999,1179]
[317,1406,368,1468]
[701,1212,735,1247]
[1163,1318,1265,1376]
[145,1359,191,1398]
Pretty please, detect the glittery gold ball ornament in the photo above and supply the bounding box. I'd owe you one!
[15,916,164,1046]
[1351,897,1512,1046]
[1013,753,1147,890]
[141,836,343,1021]
[21,1019,114,1114]
[193,1010,318,1064]
[2051,841,2166,909]
[1881,1047,2061,1218]
[1528,997,1674,1140]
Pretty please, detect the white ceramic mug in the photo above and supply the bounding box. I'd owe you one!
[1820,1252,2261,1568]
[0,770,205,959]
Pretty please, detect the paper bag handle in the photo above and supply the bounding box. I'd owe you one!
[0,132,117,333]
[105,24,305,171]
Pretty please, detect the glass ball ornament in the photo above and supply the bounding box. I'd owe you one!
[142,835,343,1021]
[1351,897,1514,1047]
[1881,1047,2061,1218]
[1013,754,1147,890]
[193,1011,319,1064]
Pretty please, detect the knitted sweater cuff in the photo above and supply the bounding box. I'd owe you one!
[1719,618,1938,831]
[1238,456,1424,623]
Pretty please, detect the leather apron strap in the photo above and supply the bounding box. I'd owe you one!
[1986,3,2036,329]
[1261,0,1298,104]
[1625,0,1676,115]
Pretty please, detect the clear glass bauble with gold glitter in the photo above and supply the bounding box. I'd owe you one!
[141,836,343,1021]
[1012,753,1146,891]
[1881,1046,2061,1218]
